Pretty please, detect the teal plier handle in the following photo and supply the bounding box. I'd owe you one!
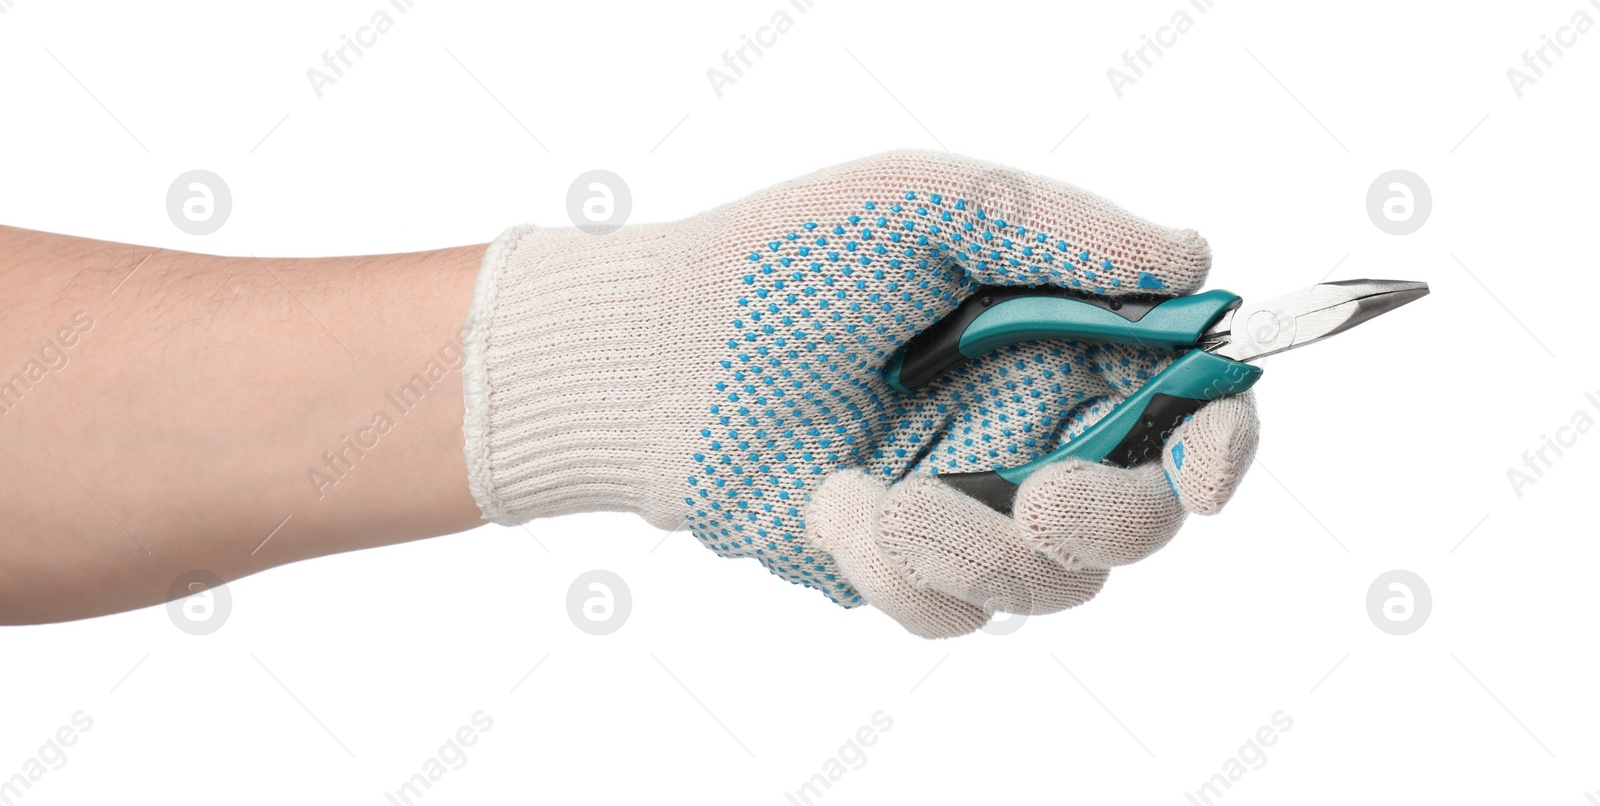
[884,287,1263,514]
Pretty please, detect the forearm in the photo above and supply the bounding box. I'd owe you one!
[0,226,485,623]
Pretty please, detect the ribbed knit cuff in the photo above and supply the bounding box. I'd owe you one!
[462,223,682,527]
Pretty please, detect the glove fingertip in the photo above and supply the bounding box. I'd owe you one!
[1164,227,1213,293]
[1163,392,1261,516]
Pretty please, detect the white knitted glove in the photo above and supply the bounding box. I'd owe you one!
[461,151,1259,638]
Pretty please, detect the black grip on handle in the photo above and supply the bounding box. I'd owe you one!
[938,470,1021,516]
[894,291,1016,392]
[939,393,1206,514]
[894,286,1163,391]
[1100,393,1208,468]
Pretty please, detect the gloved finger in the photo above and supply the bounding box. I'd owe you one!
[1161,390,1260,516]
[1012,459,1187,568]
[1010,392,1259,567]
[873,474,1109,615]
[809,471,989,639]
[781,150,1214,296]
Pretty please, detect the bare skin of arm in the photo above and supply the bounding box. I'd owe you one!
[0,225,487,624]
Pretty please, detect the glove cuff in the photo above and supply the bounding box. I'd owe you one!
[461,223,683,527]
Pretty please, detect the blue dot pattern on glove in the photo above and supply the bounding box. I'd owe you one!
[682,191,1173,606]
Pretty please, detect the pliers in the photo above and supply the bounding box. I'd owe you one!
[884,279,1429,513]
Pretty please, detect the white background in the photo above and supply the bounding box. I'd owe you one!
[2,0,1596,803]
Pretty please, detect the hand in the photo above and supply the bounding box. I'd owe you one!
[462,150,1259,637]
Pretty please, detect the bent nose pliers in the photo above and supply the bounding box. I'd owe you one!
[884,279,1429,513]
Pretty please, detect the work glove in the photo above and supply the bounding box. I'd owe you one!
[461,151,1259,638]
